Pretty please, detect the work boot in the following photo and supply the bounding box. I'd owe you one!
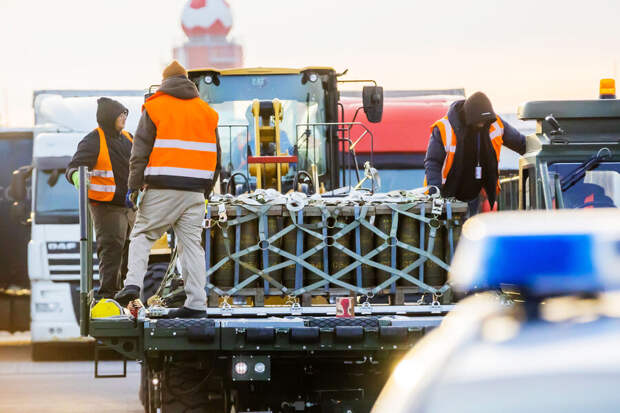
[114,285,140,306]
[165,306,206,319]
[93,289,116,301]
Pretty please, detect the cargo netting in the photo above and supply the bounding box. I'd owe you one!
[191,188,465,302]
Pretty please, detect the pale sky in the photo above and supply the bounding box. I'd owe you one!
[1,0,619,126]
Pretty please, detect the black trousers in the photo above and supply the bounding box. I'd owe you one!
[89,202,136,297]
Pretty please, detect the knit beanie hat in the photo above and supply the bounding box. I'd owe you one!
[463,92,496,126]
[162,60,187,80]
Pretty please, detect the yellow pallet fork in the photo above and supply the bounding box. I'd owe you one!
[248,99,298,192]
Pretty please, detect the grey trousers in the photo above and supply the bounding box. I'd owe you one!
[124,189,207,310]
[89,202,135,297]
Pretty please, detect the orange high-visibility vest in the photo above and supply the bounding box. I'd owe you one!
[88,127,132,202]
[143,92,218,184]
[424,116,504,192]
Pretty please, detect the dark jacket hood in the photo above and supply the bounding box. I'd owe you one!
[446,99,498,134]
[463,92,496,126]
[96,97,128,134]
[158,75,199,100]
[446,100,466,136]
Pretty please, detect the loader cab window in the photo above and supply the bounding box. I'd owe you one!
[34,169,78,224]
[197,74,328,180]
[346,169,427,192]
[549,162,620,209]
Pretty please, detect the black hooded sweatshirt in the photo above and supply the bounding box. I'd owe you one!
[442,102,499,205]
[65,97,132,206]
[424,100,526,207]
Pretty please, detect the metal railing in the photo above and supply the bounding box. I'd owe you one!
[295,122,375,192]
[217,124,251,192]
[498,175,519,211]
[78,166,93,336]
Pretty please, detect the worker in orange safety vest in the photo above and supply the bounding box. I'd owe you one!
[66,98,135,298]
[115,60,221,318]
[424,92,526,215]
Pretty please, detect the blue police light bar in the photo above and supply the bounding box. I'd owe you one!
[449,210,620,297]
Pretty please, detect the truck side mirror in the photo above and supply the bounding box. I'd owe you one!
[9,201,29,225]
[362,86,383,123]
[144,85,160,102]
[8,166,32,202]
[544,114,564,135]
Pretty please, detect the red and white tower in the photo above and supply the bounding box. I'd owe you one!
[173,0,243,69]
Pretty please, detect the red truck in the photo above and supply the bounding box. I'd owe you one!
[340,91,463,191]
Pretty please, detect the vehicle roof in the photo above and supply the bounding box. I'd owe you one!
[442,315,620,383]
[340,89,465,98]
[33,94,143,133]
[519,99,620,120]
[457,208,620,237]
[188,66,336,76]
[33,132,84,160]
[33,89,144,105]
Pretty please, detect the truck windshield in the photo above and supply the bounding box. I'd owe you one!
[549,162,620,208]
[35,169,78,224]
[343,169,427,192]
[196,74,328,179]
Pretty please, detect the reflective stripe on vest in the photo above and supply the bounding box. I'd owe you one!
[431,116,504,189]
[434,117,457,184]
[88,127,132,202]
[143,93,218,183]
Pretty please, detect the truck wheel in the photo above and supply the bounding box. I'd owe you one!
[161,363,211,413]
[139,364,147,408]
[138,366,148,406]
[142,262,167,303]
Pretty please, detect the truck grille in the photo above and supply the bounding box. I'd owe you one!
[46,242,98,280]
[47,256,99,279]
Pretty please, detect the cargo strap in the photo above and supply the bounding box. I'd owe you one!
[199,197,457,299]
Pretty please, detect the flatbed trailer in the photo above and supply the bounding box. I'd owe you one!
[79,161,467,412]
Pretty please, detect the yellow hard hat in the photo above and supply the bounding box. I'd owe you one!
[91,298,124,318]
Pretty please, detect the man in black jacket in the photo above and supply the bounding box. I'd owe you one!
[424,92,526,215]
[65,97,135,299]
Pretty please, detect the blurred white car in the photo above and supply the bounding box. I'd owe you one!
[372,209,620,413]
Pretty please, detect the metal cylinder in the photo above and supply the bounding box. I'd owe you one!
[329,216,353,286]
[264,216,282,285]
[203,229,213,281]
[374,213,392,285]
[424,220,446,287]
[443,217,463,266]
[213,223,235,288]
[358,218,375,287]
[281,216,297,289]
[239,218,259,288]
[304,215,324,285]
[397,210,420,286]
